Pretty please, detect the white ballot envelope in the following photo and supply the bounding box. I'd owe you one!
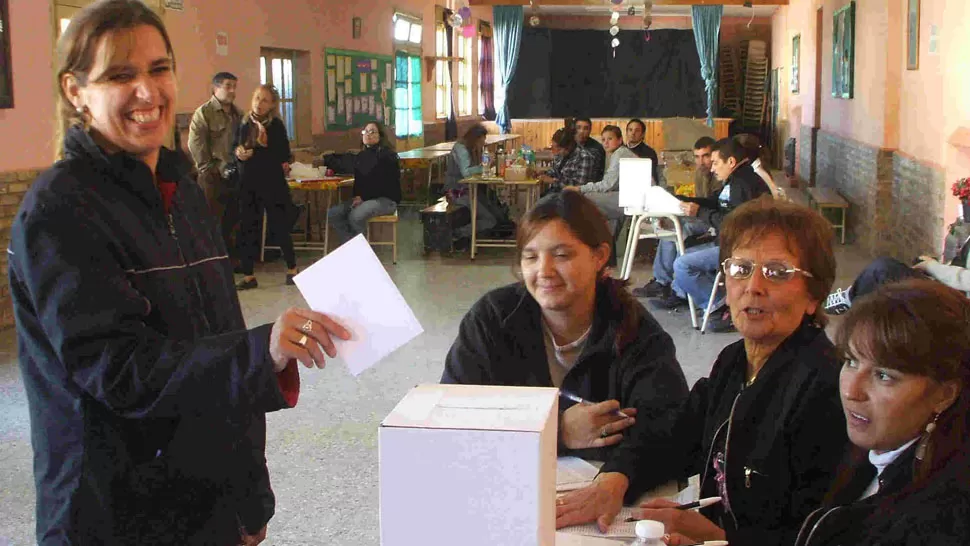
[292,235,423,376]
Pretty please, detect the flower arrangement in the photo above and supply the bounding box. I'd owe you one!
[952,177,970,201]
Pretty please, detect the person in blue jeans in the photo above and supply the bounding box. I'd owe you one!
[656,138,770,332]
[633,137,717,299]
[328,121,400,243]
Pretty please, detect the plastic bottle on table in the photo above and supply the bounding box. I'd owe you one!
[630,520,665,546]
[481,150,491,176]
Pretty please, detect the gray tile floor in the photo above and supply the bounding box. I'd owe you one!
[0,206,870,545]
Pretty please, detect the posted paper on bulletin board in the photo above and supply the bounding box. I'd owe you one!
[323,48,394,131]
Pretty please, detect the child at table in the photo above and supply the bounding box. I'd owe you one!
[328,121,400,244]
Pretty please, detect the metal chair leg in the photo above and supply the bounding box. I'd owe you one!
[700,270,723,334]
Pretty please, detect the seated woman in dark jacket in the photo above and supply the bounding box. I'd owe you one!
[794,279,970,546]
[557,198,848,545]
[442,191,689,488]
[328,121,400,243]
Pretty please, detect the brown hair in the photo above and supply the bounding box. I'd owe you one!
[718,196,836,325]
[734,133,771,166]
[362,121,394,151]
[55,0,175,159]
[552,127,577,155]
[461,123,489,165]
[828,279,970,502]
[515,191,641,353]
[601,125,623,141]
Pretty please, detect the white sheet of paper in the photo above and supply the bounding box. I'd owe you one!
[618,158,653,209]
[336,88,344,113]
[336,57,345,79]
[360,73,367,92]
[327,70,336,102]
[371,74,378,91]
[326,106,336,124]
[557,456,600,492]
[643,186,687,215]
[293,235,423,376]
[559,507,638,538]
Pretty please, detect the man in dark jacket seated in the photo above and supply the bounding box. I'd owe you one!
[441,191,688,481]
[655,137,770,332]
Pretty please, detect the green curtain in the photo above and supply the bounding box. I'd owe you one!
[691,5,723,127]
[493,5,523,133]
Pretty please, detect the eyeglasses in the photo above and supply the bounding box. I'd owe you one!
[721,257,814,283]
[361,129,379,135]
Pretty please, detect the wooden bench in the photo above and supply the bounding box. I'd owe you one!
[366,212,399,264]
[420,198,470,254]
[806,187,849,244]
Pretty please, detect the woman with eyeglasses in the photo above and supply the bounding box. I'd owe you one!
[327,121,400,244]
[556,197,847,546]
[793,279,970,546]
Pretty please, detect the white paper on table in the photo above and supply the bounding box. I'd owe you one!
[642,185,687,215]
[292,235,423,376]
[555,532,627,545]
[559,507,638,538]
[618,157,654,209]
[557,456,600,492]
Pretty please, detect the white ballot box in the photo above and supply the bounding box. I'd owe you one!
[379,384,560,546]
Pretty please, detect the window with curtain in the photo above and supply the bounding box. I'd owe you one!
[435,23,452,119]
[457,34,473,116]
[394,53,423,138]
[479,23,496,120]
[259,49,297,142]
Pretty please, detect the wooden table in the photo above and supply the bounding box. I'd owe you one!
[283,176,354,257]
[461,175,540,259]
[397,148,452,204]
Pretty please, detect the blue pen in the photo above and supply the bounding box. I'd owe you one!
[559,390,632,419]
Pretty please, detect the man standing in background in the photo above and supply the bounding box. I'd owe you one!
[625,118,662,185]
[189,72,243,257]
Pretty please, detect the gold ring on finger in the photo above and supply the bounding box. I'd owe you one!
[301,319,313,333]
[297,334,308,347]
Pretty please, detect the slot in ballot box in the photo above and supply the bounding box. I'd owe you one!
[379,384,559,546]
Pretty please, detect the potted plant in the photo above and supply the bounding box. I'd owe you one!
[952,177,970,221]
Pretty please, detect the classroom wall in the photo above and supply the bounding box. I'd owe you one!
[771,0,970,259]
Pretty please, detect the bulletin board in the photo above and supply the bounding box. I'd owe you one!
[324,48,394,131]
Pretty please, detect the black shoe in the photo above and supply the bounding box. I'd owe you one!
[236,277,258,290]
[453,237,471,251]
[285,273,297,286]
[650,292,687,310]
[708,307,736,333]
[632,278,667,298]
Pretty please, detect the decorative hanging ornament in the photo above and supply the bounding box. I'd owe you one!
[529,14,540,27]
[462,24,476,37]
[611,37,620,48]
[448,13,463,27]
[627,6,636,16]
[609,25,619,36]
[458,6,472,20]
[610,11,619,25]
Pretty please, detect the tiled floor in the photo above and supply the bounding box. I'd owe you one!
[0,206,871,545]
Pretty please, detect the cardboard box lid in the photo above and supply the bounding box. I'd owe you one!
[381,384,559,433]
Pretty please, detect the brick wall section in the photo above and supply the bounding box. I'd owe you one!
[0,169,41,329]
[890,154,945,260]
[798,125,814,186]
[814,130,894,255]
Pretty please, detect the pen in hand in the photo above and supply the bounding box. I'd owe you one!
[559,390,631,419]
[624,497,723,522]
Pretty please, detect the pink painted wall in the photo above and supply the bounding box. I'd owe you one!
[0,0,492,172]
[0,0,56,171]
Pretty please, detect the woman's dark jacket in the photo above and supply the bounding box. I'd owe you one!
[9,126,294,545]
[795,445,970,546]
[441,282,689,478]
[233,116,292,204]
[622,320,847,546]
[353,144,402,203]
[679,162,770,233]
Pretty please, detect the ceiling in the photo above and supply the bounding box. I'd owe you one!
[531,4,777,17]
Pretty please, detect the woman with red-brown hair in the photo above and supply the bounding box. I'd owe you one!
[794,279,970,546]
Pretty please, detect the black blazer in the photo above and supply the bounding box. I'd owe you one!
[441,282,689,478]
[233,116,292,203]
[619,319,848,545]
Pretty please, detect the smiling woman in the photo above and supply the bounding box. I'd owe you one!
[11,1,350,544]
[441,191,688,505]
